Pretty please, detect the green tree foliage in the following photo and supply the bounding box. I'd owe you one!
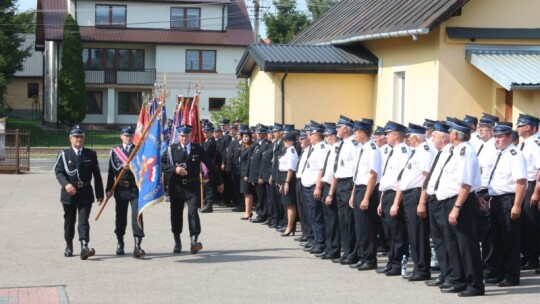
[263,0,310,43]
[210,80,249,125]
[306,0,339,20]
[58,14,86,126]
[0,0,33,117]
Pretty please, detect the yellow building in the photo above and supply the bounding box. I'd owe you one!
[237,0,540,127]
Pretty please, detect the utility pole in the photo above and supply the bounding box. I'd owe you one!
[253,0,260,42]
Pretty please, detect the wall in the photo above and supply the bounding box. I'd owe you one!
[5,78,43,118]
[248,67,277,125]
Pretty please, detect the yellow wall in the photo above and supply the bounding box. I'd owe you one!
[249,67,277,125]
[447,0,540,28]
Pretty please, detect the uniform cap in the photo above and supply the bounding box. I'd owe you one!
[177,125,193,135]
[384,121,407,133]
[283,124,295,133]
[423,119,436,129]
[407,123,426,136]
[516,113,539,128]
[69,125,85,136]
[353,121,372,132]
[219,118,230,125]
[203,124,214,132]
[256,125,268,133]
[272,123,283,132]
[336,115,354,128]
[447,117,471,134]
[373,126,385,135]
[361,118,374,126]
[119,125,135,136]
[283,132,297,142]
[323,126,337,136]
[493,122,513,136]
[463,115,478,126]
[479,113,499,126]
[433,121,450,134]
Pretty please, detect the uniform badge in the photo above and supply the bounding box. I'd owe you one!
[370,143,376,150]
[68,160,72,164]
[424,144,429,151]
[291,149,295,154]
[401,147,407,153]
[407,163,412,169]
[460,147,466,156]
[340,160,345,166]
[321,144,325,149]
[510,149,517,156]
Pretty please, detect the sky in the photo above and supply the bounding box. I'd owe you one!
[15,0,311,38]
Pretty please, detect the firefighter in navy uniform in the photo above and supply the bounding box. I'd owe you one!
[105,126,145,258]
[162,125,223,254]
[200,124,219,213]
[54,125,104,260]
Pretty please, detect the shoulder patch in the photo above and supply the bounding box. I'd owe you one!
[384,147,388,154]
[291,148,295,154]
[424,144,429,151]
[320,144,325,149]
[352,139,357,145]
[370,143,376,150]
[476,134,481,139]
[401,146,407,153]
[510,149,517,156]
[535,140,540,146]
[460,146,466,156]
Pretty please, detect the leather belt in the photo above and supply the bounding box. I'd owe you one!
[355,184,367,189]
[72,181,90,188]
[119,181,133,187]
[491,193,515,200]
[179,177,200,185]
[382,190,396,195]
[336,177,352,182]
[402,187,421,194]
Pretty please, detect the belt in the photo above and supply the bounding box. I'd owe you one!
[355,184,367,189]
[491,193,515,200]
[336,177,352,182]
[427,194,437,201]
[119,181,134,188]
[438,195,458,202]
[296,177,302,181]
[476,189,488,195]
[402,187,421,194]
[178,177,200,185]
[72,181,90,188]
[382,189,396,195]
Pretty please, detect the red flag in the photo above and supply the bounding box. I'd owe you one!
[181,98,191,126]
[189,93,204,145]
[134,103,148,145]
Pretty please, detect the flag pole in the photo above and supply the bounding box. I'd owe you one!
[95,89,166,221]
[195,84,205,209]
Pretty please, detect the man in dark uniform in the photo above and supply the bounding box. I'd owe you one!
[54,125,104,260]
[249,126,271,223]
[260,126,277,227]
[105,126,145,258]
[270,123,285,229]
[200,124,219,213]
[225,125,243,212]
[219,119,233,206]
[162,125,223,254]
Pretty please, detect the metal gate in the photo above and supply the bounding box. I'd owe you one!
[0,129,30,174]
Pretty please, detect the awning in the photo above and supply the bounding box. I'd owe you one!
[466,45,540,91]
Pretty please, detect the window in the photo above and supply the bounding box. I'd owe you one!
[171,7,200,29]
[27,83,39,98]
[209,98,225,111]
[118,92,143,115]
[186,50,216,72]
[86,91,103,114]
[83,48,144,71]
[96,5,126,26]
[393,72,405,123]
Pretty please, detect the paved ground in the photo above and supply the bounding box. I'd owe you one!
[1,162,539,303]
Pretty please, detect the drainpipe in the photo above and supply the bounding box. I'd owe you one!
[281,72,288,124]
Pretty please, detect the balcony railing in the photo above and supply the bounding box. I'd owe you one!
[85,69,156,85]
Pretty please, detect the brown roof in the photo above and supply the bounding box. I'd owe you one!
[36,0,253,48]
[291,0,469,45]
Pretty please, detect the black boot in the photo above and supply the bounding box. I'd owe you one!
[80,240,95,260]
[199,204,213,213]
[133,237,145,258]
[116,235,125,255]
[173,234,182,254]
[190,235,203,254]
[64,242,73,257]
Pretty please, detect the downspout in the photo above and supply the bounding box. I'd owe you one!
[41,50,45,125]
[222,5,226,31]
[281,72,288,124]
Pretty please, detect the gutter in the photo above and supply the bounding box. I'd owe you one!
[318,28,430,45]
[281,72,288,124]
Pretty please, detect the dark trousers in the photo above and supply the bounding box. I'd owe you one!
[336,178,356,259]
[255,183,267,220]
[441,194,484,293]
[203,180,218,207]
[521,181,539,266]
[429,197,453,282]
[304,185,325,248]
[115,199,144,239]
[170,185,202,237]
[322,182,340,256]
[402,188,430,276]
[381,190,408,270]
[63,200,92,243]
[221,170,233,204]
[488,194,522,284]
[266,182,277,224]
[231,174,243,209]
[353,184,379,263]
[296,181,311,239]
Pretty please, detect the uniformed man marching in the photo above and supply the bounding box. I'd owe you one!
[105,126,145,258]
[54,125,104,260]
[162,125,223,254]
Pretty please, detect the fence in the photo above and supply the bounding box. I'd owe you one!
[21,128,119,148]
[0,129,30,174]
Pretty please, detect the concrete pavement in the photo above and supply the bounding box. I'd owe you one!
[0,163,539,303]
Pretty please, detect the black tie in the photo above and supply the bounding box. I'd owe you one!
[434,147,454,191]
[382,148,394,176]
[520,142,525,151]
[397,149,415,181]
[321,150,332,177]
[183,145,189,161]
[353,146,365,182]
[422,150,442,190]
[477,143,484,156]
[76,149,82,165]
[488,152,502,185]
[333,141,344,173]
[301,146,314,174]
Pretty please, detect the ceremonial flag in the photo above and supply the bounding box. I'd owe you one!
[189,93,204,145]
[170,96,184,145]
[130,111,165,225]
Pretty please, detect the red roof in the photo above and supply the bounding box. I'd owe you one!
[36,0,253,48]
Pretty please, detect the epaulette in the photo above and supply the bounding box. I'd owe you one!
[510,149,517,156]
[423,144,429,151]
[352,139,357,145]
[291,148,295,154]
[384,147,388,154]
[460,146,466,156]
[320,144,325,149]
[476,134,481,139]
[401,146,407,153]
[370,143,376,150]
[535,139,540,146]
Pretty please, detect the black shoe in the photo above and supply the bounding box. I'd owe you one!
[439,282,453,289]
[268,222,277,228]
[350,260,366,269]
[425,278,444,287]
[484,277,503,285]
[190,235,203,254]
[295,236,308,242]
[309,247,325,254]
[498,280,519,287]
[64,244,73,257]
[80,241,95,260]
[408,274,431,282]
[322,253,340,260]
[376,266,391,274]
[240,213,253,220]
[116,243,125,255]
[458,289,484,297]
[231,207,244,212]
[303,245,314,252]
[314,252,326,258]
[199,205,213,213]
[340,257,359,265]
[250,217,266,223]
[521,262,539,270]
[385,269,401,276]
[402,273,413,280]
[357,261,377,271]
[133,237,145,258]
[173,234,182,254]
[440,286,466,293]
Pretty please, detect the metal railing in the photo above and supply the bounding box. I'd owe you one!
[0,129,30,174]
[25,129,119,148]
[85,68,156,85]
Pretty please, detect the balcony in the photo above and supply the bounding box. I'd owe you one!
[85,69,156,85]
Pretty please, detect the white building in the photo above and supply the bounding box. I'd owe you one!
[36,0,253,126]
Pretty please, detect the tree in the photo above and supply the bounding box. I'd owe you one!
[306,0,339,20]
[210,80,249,125]
[263,0,310,44]
[0,0,33,117]
[58,14,86,126]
